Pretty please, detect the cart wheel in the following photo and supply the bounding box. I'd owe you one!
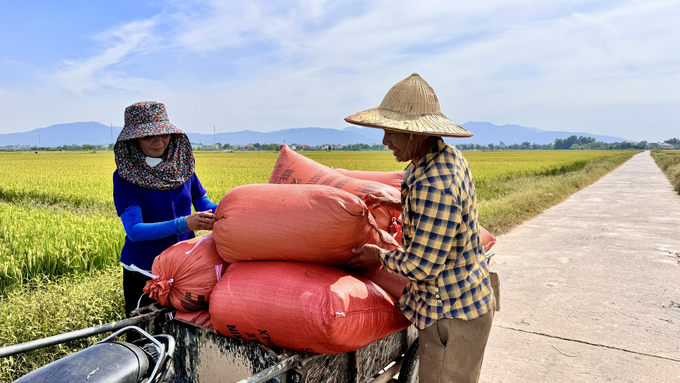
[398,338,419,383]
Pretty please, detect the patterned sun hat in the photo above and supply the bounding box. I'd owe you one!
[116,101,184,142]
[344,73,472,137]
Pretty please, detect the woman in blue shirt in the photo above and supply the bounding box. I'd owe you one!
[113,101,218,317]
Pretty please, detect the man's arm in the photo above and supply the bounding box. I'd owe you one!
[380,185,461,281]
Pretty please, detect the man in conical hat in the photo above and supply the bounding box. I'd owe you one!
[346,73,495,383]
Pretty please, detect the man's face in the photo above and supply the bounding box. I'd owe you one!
[382,130,412,162]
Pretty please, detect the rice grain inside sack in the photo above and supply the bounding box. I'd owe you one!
[144,234,228,312]
[213,184,398,265]
[210,262,411,354]
[269,145,401,236]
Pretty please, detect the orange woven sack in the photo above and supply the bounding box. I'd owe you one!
[269,145,401,235]
[335,168,404,190]
[210,262,411,354]
[175,309,213,329]
[143,234,228,312]
[212,184,398,265]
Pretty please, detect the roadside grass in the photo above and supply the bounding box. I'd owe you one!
[650,149,680,194]
[477,152,635,235]
[0,265,124,382]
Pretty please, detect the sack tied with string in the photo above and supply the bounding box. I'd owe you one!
[212,184,398,265]
[143,234,228,312]
[209,261,411,354]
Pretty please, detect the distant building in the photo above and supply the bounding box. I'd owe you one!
[660,143,675,150]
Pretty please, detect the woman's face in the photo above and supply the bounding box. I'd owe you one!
[137,134,170,158]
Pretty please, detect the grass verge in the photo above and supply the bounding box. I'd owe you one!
[478,152,636,235]
[650,149,680,194]
[0,265,124,382]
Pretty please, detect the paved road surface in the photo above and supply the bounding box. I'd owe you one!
[482,151,680,383]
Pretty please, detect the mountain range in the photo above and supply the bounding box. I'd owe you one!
[0,121,627,147]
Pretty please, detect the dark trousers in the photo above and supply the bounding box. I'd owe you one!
[123,268,155,317]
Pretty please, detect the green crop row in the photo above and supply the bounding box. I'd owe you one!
[0,265,124,382]
[0,203,124,295]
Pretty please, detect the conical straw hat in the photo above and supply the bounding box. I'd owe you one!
[344,73,472,137]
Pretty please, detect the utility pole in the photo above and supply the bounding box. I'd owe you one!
[213,125,216,149]
[111,123,113,146]
[39,134,40,147]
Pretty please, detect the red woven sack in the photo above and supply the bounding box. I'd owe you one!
[269,145,401,236]
[175,309,213,329]
[334,168,404,190]
[143,234,228,312]
[212,184,398,265]
[210,262,411,354]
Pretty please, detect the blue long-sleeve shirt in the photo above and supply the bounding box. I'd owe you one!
[113,170,218,270]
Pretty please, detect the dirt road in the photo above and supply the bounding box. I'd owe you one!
[482,151,680,383]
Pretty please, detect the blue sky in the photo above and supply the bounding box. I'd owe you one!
[1,0,678,142]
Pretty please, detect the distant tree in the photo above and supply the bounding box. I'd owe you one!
[554,135,578,150]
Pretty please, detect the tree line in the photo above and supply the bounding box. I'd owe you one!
[1,137,677,152]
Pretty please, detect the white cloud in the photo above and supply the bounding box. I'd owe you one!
[55,18,160,94]
[2,0,679,142]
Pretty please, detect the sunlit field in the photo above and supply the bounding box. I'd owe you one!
[0,150,627,213]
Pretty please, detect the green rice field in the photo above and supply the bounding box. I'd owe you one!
[0,148,636,380]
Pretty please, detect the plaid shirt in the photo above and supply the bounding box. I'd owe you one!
[380,138,494,329]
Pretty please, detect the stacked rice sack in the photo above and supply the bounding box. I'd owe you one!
[142,234,227,329]
[204,146,411,353]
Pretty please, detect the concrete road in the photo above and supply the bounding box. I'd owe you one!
[481,151,680,383]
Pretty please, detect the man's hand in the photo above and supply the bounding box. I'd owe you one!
[346,244,384,269]
[362,191,401,212]
[186,210,215,231]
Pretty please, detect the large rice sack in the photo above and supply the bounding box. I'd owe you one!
[269,145,401,235]
[213,184,398,265]
[210,262,411,354]
[334,168,403,190]
[143,234,228,312]
[175,309,213,329]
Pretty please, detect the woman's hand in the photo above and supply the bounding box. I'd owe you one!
[186,210,216,231]
[362,191,401,212]
[346,244,384,269]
